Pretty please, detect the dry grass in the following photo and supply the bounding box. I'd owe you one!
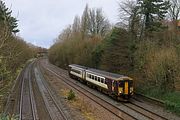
[59,88,97,120]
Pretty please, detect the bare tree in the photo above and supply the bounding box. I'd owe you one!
[169,0,180,20]
[81,4,89,38]
[118,0,141,39]
[88,8,110,37]
[168,0,180,30]
[72,15,81,33]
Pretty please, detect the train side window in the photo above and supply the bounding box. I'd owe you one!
[92,75,94,80]
[98,77,101,82]
[105,80,107,84]
[72,69,81,74]
[100,78,104,83]
[89,74,91,78]
[95,76,97,81]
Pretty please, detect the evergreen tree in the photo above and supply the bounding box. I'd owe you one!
[138,0,170,32]
[101,27,131,74]
[0,0,19,34]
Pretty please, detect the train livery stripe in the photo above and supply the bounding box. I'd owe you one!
[124,82,128,94]
[70,71,82,78]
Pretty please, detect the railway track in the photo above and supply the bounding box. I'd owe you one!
[19,63,38,120]
[39,61,137,120]
[4,63,30,114]
[34,63,68,120]
[40,60,169,120]
[122,102,168,120]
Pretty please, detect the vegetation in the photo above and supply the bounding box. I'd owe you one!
[0,114,18,120]
[67,89,76,100]
[49,5,110,68]
[49,1,180,114]
[0,0,37,112]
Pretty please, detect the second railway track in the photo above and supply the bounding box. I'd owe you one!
[34,62,68,120]
[19,62,38,120]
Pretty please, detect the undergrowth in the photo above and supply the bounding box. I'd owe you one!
[67,89,75,100]
[0,114,19,120]
[138,87,180,116]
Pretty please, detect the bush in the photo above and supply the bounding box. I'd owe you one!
[67,89,75,100]
[164,92,180,115]
[134,39,180,92]
[0,114,19,120]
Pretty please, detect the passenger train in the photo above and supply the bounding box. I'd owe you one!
[68,64,133,101]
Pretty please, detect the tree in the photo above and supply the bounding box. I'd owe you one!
[0,0,36,86]
[88,8,110,37]
[0,0,19,34]
[169,0,180,21]
[169,0,180,36]
[72,16,81,34]
[138,0,170,32]
[101,27,131,74]
[81,4,89,38]
[0,0,19,50]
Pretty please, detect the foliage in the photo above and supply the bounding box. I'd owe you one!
[0,0,37,112]
[139,88,180,116]
[67,89,75,100]
[100,27,132,74]
[49,5,110,68]
[49,1,180,97]
[0,114,19,120]
[163,92,180,115]
[138,0,170,32]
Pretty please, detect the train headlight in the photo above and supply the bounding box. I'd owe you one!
[119,87,123,94]
[130,87,133,93]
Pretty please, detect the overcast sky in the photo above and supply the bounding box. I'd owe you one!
[5,0,120,48]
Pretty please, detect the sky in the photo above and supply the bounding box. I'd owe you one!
[5,0,120,48]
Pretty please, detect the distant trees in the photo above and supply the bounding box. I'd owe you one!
[49,5,110,68]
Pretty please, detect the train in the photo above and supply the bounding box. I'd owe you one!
[68,64,133,101]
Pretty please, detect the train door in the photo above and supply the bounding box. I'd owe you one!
[82,70,86,80]
[114,81,118,95]
[106,78,112,92]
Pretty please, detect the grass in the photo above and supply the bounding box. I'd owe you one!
[138,88,180,116]
[0,114,19,120]
[162,92,180,115]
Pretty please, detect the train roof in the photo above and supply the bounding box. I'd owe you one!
[68,64,87,70]
[86,68,132,81]
[87,68,123,78]
[69,64,132,81]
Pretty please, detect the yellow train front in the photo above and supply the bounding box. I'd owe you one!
[68,64,133,101]
[109,76,133,100]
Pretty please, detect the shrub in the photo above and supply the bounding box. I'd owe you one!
[134,39,180,92]
[67,89,75,100]
[0,114,19,120]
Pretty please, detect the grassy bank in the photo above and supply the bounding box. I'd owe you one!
[138,88,180,116]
